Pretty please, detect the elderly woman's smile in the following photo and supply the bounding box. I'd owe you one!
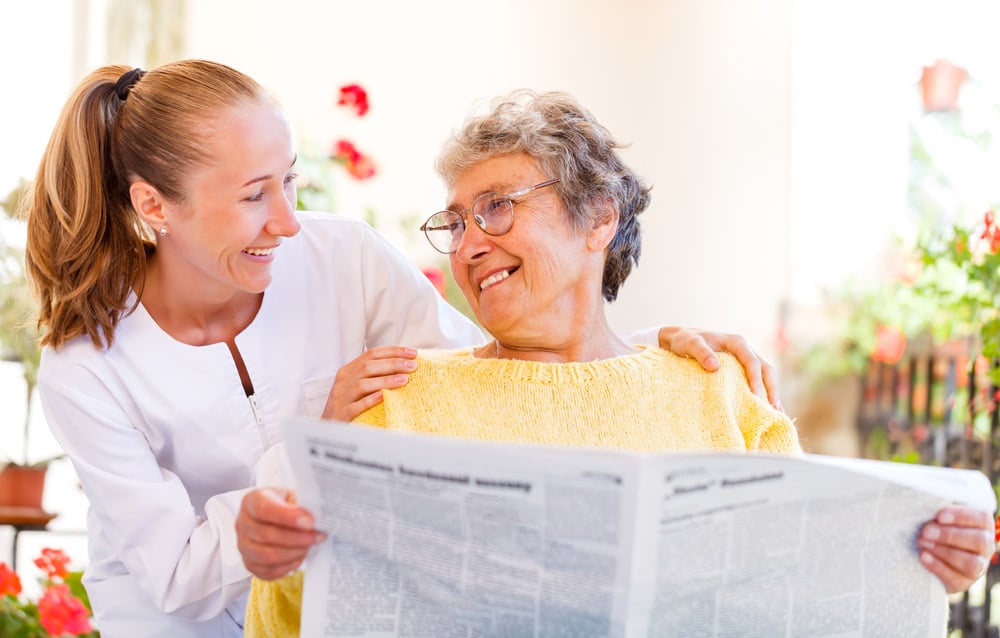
[478,267,515,291]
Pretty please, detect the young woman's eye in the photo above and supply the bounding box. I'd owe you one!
[245,191,264,203]
[284,172,299,186]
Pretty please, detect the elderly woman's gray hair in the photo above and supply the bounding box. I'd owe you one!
[436,90,651,302]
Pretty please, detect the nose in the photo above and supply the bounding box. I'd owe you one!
[266,188,301,238]
[453,214,491,263]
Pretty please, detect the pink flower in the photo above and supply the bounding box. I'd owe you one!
[35,547,72,580]
[337,84,369,117]
[37,584,93,635]
[871,325,906,364]
[0,562,21,596]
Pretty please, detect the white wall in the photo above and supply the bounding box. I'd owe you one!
[0,4,77,198]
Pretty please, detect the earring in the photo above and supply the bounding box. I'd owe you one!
[159,225,167,236]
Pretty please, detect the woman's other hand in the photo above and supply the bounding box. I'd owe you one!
[658,326,781,411]
[322,346,418,422]
[236,488,325,581]
[918,505,995,593]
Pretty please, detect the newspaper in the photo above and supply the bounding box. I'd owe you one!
[283,417,996,638]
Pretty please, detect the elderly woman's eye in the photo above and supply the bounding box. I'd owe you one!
[482,197,508,218]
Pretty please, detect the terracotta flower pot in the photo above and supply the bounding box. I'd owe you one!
[920,59,968,112]
[0,464,48,510]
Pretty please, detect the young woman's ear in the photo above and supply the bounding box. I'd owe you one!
[586,198,619,252]
[130,181,166,229]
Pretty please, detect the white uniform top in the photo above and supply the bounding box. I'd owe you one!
[37,212,485,637]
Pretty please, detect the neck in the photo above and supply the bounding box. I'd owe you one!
[140,255,262,346]
[480,312,636,363]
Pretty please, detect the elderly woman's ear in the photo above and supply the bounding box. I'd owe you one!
[586,198,620,253]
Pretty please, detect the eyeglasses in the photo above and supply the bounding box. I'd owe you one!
[420,179,560,254]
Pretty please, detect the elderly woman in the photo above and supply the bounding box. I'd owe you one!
[240,91,994,635]
[323,91,799,454]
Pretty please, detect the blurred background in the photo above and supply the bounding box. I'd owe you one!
[1,0,998,627]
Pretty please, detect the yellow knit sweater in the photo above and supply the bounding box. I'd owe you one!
[245,347,800,636]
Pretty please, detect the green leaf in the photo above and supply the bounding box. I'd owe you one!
[65,571,92,614]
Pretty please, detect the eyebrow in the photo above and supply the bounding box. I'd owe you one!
[446,181,512,211]
[241,155,298,188]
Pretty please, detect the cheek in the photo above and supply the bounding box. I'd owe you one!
[449,256,473,293]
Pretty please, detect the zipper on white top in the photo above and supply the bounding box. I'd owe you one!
[248,394,270,448]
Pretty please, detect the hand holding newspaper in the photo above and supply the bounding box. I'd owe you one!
[283,417,995,638]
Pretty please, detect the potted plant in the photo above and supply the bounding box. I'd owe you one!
[0,179,60,512]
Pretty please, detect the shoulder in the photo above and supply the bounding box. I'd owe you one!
[416,348,478,365]
[39,317,142,380]
[272,212,391,295]
[406,349,479,383]
[639,348,761,398]
[292,211,380,252]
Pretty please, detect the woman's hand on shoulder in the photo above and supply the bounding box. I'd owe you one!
[236,488,325,581]
[658,326,781,411]
[918,505,995,593]
[322,346,418,422]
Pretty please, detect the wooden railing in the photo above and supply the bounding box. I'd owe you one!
[857,345,998,637]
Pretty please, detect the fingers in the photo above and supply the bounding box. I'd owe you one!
[918,544,989,594]
[917,506,995,593]
[934,505,994,531]
[716,332,783,411]
[760,358,783,412]
[659,327,720,370]
[323,347,418,421]
[236,489,325,580]
[720,333,764,397]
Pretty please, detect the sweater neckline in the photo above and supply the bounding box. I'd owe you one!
[420,345,664,384]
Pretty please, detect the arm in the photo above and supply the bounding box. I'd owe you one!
[918,505,994,593]
[712,354,800,454]
[39,353,251,620]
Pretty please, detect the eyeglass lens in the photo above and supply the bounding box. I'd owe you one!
[423,195,514,253]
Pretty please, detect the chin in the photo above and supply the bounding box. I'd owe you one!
[242,276,273,293]
[478,314,514,339]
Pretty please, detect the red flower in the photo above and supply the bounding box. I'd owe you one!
[332,139,361,164]
[337,84,369,117]
[35,547,71,580]
[871,325,906,364]
[345,154,376,180]
[979,210,1000,253]
[331,139,377,181]
[0,562,22,596]
[37,584,93,635]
